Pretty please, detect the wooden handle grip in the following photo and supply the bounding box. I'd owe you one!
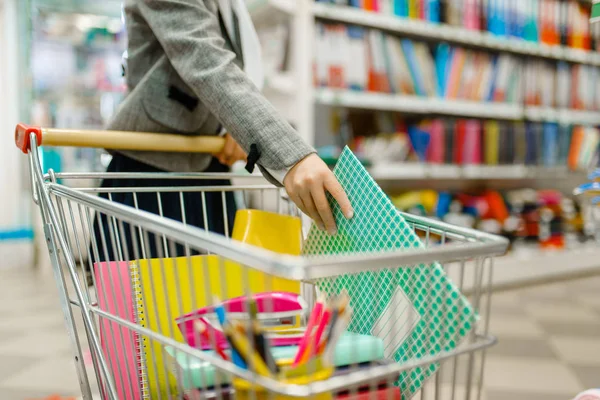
[15,124,225,154]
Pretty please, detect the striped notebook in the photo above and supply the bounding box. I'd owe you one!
[95,261,144,400]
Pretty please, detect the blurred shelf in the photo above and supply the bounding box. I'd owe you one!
[315,89,600,124]
[369,164,584,181]
[315,88,523,120]
[248,0,295,23]
[491,245,600,289]
[525,107,600,126]
[444,244,600,292]
[312,3,600,66]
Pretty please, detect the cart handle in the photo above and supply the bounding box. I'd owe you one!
[15,123,225,154]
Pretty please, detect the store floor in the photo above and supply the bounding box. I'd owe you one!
[0,257,599,400]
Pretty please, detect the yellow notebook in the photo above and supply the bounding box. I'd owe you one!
[133,210,303,398]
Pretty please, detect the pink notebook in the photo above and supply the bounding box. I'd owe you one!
[95,261,143,400]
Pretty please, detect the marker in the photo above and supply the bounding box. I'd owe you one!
[248,297,279,373]
[229,321,273,377]
[194,320,228,361]
[214,296,246,369]
[293,294,325,366]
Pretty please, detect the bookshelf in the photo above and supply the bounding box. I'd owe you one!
[312,3,600,66]
[252,0,600,139]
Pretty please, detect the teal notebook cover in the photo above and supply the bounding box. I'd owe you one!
[302,147,477,398]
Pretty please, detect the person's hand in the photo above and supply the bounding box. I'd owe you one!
[216,133,247,166]
[284,154,353,235]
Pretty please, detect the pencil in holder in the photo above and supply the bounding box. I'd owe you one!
[232,358,334,400]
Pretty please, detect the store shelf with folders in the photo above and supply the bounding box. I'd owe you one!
[322,110,599,181]
[314,21,600,122]
[313,1,600,66]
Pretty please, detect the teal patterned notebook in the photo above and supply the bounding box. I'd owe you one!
[303,147,477,398]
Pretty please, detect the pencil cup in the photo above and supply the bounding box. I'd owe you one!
[232,359,334,400]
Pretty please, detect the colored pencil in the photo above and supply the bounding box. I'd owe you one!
[293,294,325,366]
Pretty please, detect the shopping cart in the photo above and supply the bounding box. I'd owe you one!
[16,124,509,400]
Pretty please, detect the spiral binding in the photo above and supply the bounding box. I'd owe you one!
[130,262,149,400]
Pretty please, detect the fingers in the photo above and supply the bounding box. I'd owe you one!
[299,189,326,232]
[324,175,354,220]
[219,135,236,165]
[233,144,247,163]
[217,134,246,166]
[310,184,336,235]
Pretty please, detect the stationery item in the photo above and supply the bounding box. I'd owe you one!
[165,332,385,390]
[413,41,437,96]
[463,119,482,164]
[446,48,466,98]
[95,261,143,400]
[177,292,307,349]
[226,321,271,376]
[484,120,500,165]
[132,255,297,397]
[246,317,279,374]
[347,26,368,91]
[435,43,452,97]
[385,36,415,95]
[303,147,477,398]
[568,126,585,170]
[312,305,333,355]
[321,305,352,365]
[194,320,229,361]
[426,119,445,164]
[400,39,426,96]
[214,298,247,370]
[542,122,559,167]
[293,294,325,366]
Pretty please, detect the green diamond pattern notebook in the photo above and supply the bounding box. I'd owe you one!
[303,147,477,398]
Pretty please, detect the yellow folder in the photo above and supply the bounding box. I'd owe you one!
[133,210,303,398]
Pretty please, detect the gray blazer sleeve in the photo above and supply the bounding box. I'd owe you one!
[137,0,314,172]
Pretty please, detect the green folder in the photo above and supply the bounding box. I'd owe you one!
[303,147,477,398]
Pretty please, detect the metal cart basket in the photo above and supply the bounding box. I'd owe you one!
[16,124,509,400]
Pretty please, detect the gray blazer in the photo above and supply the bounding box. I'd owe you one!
[108,0,314,182]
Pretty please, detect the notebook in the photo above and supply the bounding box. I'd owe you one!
[303,147,477,399]
[95,261,143,400]
[96,209,304,399]
[134,254,301,399]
